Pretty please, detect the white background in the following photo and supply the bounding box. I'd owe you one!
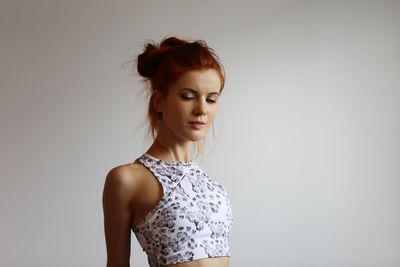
[1,0,399,266]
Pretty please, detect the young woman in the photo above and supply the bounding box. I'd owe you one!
[102,36,233,267]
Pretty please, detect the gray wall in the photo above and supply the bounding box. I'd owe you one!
[1,0,399,266]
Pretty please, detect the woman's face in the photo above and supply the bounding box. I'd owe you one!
[154,69,221,143]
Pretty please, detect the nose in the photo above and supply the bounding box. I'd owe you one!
[193,98,207,116]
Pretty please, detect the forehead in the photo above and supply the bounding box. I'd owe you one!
[169,69,221,93]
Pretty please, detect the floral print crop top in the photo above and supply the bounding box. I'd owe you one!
[132,153,233,267]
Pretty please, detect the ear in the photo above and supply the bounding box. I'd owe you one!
[152,90,164,113]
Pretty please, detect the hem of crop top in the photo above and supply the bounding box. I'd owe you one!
[154,247,231,267]
[159,257,231,267]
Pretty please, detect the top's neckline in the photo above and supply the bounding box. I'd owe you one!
[143,153,196,165]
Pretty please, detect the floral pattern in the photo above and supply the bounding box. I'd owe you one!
[133,153,233,267]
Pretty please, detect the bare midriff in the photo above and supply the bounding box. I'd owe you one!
[162,256,229,267]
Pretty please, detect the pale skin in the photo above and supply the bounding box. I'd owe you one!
[102,69,229,267]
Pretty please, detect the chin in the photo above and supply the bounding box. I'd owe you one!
[177,125,210,142]
[186,135,205,142]
[185,131,207,142]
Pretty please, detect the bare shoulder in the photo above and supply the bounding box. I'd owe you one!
[105,162,147,185]
[103,162,149,206]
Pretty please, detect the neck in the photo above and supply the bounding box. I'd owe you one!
[146,134,193,162]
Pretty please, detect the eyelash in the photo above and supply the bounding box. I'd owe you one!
[181,95,217,103]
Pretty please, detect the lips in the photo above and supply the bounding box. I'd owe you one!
[189,121,205,125]
[188,121,206,129]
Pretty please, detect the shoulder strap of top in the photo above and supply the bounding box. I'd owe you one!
[134,154,196,226]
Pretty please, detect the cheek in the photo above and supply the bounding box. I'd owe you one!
[209,105,218,120]
[175,102,191,115]
[164,102,188,120]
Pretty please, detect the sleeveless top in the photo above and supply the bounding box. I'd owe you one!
[132,153,233,267]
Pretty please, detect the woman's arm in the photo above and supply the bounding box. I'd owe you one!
[102,166,140,267]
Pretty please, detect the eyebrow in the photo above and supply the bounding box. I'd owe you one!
[180,88,220,96]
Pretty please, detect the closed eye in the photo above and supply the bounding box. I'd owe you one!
[181,95,217,103]
[181,95,194,100]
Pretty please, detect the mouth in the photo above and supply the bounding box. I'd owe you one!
[188,121,206,129]
[188,121,206,125]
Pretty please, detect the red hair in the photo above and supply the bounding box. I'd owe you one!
[133,36,225,158]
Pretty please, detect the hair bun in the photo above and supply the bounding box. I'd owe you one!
[160,37,187,48]
[137,42,159,78]
[137,37,189,78]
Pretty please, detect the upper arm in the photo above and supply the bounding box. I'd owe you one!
[102,166,141,266]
